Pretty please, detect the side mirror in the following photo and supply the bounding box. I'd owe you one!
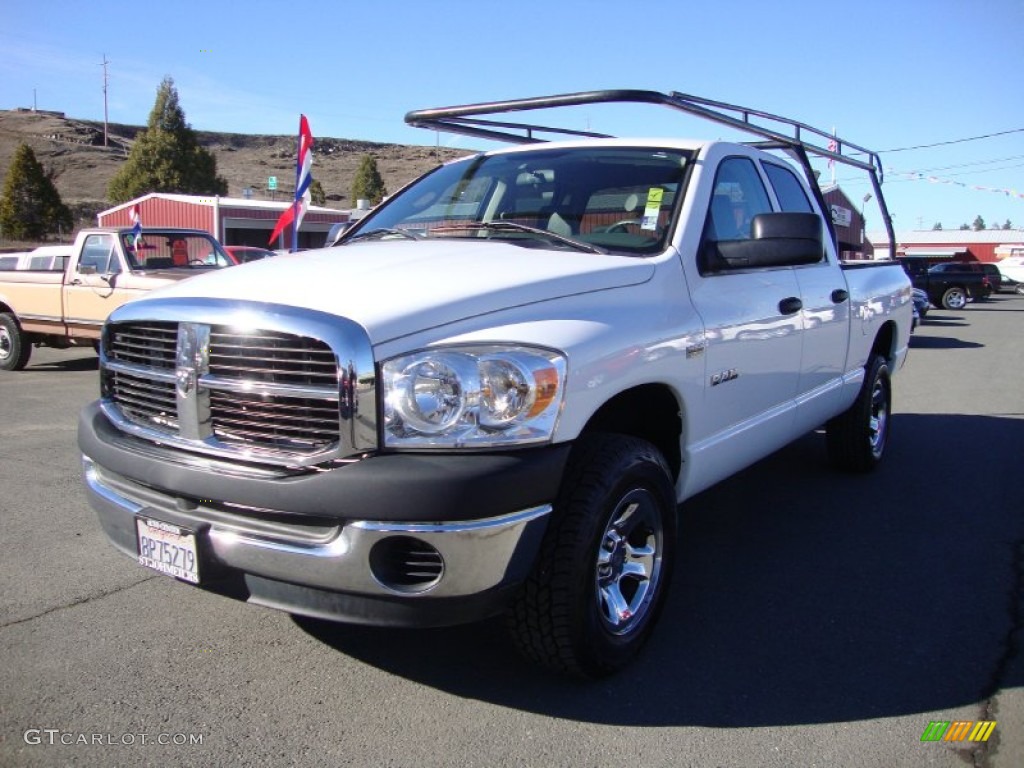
[707,212,825,271]
[326,221,354,247]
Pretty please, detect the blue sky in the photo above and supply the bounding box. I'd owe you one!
[2,0,1022,233]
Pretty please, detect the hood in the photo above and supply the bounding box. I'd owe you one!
[143,240,655,343]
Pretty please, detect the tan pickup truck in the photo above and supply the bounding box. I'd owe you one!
[0,227,232,370]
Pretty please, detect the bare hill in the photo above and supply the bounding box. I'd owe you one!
[0,109,473,239]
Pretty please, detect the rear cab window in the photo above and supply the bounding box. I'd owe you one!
[763,162,814,213]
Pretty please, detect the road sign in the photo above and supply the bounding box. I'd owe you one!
[268,176,278,191]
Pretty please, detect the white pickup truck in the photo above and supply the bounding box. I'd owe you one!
[78,90,913,678]
[0,227,232,370]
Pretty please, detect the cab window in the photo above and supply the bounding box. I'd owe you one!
[764,163,813,213]
[704,157,772,242]
[78,234,121,274]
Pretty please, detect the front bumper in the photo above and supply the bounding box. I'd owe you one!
[79,402,569,626]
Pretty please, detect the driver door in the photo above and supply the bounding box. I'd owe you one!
[63,233,135,338]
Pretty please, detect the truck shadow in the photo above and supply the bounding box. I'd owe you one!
[909,335,984,350]
[28,354,99,372]
[295,413,1023,727]
[917,315,968,327]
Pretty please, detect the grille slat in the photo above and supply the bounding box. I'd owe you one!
[104,321,342,457]
[206,361,338,380]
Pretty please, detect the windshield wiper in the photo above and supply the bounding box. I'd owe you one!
[430,221,607,254]
[341,227,422,244]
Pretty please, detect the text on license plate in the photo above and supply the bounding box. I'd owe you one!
[136,517,199,584]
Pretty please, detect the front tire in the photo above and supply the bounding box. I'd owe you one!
[0,313,32,371]
[826,354,891,472]
[507,434,676,678]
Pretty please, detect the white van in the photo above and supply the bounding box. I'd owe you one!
[997,255,1024,285]
[0,245,73,272]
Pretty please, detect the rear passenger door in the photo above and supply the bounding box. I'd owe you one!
[762,161,851,430]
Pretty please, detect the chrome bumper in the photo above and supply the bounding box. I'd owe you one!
[82,456,551,602]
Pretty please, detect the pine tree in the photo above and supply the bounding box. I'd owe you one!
[107,76,227,203]
[309,179,326,207]
[351,155,387,205]
[972,215,986,231]
[0,143,73,240]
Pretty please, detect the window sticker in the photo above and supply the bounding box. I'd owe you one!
[641,187,664,231]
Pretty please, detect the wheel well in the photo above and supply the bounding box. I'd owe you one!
[872,320,897,364]
[580,384,682,481]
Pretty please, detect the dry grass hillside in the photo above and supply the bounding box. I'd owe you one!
[0,108,473,247]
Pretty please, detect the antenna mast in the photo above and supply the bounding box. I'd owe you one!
[100,54,110,148]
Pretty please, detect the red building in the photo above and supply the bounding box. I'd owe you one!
[98,193,353,250]
[821,186,873,260]
[867,228,1024,264]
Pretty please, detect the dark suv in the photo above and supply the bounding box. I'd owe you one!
[928,261,1001,293]
[898,259,993,309]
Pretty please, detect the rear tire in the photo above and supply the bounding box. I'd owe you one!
[941,286,967,310]
[826,354,891,472]
[507,433,676,678]
[0,313,32,371]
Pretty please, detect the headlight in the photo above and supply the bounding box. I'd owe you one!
[382,345,565,448]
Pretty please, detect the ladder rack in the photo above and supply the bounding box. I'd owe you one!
[405,89,894,253]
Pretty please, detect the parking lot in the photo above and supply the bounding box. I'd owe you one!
[1,294,1022,767]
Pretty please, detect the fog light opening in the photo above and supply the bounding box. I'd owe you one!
[369,536,444,594]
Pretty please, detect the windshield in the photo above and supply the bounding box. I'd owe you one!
[122,232,232,270]
[343,146,693,255]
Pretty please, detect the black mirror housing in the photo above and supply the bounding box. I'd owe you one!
[709,212,824,271]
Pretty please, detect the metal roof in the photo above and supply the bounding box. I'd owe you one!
[102,192,341,216]
[868,229,1024,246]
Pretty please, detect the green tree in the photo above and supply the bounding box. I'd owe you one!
[107,76,227,203]
[309,179,326,207]
[972,215,986,231]
[0,143,73,240]
[932,222,943,230]
[1003,219,1013,230]
[351,154,387,205]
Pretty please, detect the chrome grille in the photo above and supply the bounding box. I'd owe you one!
[108,371,178,433]
[101,317,353,465]
[209,390,341,450]
[208,327,337,386]
[108,322,178,369]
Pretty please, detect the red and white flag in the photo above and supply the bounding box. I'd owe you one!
[269,115,314,250]
[129,203,142,250]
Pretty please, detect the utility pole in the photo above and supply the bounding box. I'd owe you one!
[100,54,110,148]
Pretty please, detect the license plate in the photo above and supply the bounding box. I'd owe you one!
[136,517,200,584]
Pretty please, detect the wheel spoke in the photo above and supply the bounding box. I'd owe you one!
[621,560,650,580]
[600,584,633,626]
[611,502,640,531]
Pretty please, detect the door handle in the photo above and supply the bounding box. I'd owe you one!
[778,297,803,315]
[70,278,82,286]
[831,289,849,303]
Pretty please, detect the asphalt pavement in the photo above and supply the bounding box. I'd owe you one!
[1,293,1022,767]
